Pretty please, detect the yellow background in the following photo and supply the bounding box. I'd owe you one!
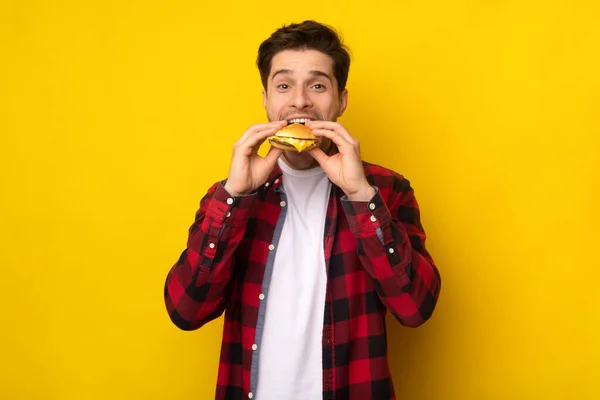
[1,0,599,399]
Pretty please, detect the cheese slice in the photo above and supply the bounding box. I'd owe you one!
[289,138,306,152]
[287,138,314,152]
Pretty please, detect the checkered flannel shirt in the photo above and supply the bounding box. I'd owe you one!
[164,161,441,400]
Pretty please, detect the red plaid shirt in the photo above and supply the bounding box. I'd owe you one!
[164,161,441,400]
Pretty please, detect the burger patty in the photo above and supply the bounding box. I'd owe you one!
[269,137,317,152]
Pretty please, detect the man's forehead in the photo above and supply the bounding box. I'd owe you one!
[269,50,335,77]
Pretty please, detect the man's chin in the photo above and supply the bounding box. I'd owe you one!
[281,150,319,170]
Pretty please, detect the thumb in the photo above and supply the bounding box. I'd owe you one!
[308,147,328,166]
[264,145,283,165]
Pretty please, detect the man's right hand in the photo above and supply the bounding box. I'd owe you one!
[223,121,287,197]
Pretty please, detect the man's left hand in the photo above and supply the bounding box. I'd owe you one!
[306,121,375,202]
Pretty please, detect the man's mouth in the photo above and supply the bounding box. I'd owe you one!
[287,118,313,125]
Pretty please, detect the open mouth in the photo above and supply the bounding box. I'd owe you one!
[287,118,313,125]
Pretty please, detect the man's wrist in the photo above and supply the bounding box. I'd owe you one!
[223,183,246,197]
[346,184,376,202]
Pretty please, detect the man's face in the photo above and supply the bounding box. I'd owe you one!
[262,49,348,170]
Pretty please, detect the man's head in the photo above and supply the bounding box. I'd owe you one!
[257,20,351,169]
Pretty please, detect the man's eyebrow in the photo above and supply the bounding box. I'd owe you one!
[309,70,332,81]
[271,69,292,80]
[270,69,333,81]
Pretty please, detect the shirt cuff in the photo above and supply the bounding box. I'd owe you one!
[341,186,392,234]
[205,181,257,227]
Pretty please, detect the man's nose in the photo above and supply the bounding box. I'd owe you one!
[291,87,312,108]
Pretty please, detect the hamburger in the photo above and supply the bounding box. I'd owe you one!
[268,119,319,152]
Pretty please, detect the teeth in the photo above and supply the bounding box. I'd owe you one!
[288,118,312,124]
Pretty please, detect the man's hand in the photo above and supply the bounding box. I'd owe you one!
[306,121,375,202]
[223,121,287,196]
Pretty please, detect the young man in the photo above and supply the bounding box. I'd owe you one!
[164,20,441,400]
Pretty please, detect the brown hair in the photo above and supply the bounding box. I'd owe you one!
[256,20,351,95]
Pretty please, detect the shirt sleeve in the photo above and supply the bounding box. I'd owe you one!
[164,181,256,330]
[341,178,441,327]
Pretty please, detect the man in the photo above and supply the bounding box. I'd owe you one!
[164,20,441,400]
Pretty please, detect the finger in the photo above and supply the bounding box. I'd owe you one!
[239,120,287,143]
[239,121,285,143]
[307,146,329,166]
[306,121,355,144]
[311,128,353,149]
[264,145,283,164]
[244,125,284,149]
[239,122,287,152]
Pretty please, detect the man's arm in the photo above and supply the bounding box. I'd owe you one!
[306,120,441,328]
[164,121,285,331]
[341,176,441,328]
[163,181,256,331]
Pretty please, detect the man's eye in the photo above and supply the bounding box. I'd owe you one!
[313,84,326,90]
[278,84,289,89]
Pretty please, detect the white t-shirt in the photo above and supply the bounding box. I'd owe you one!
[255,158,331,400]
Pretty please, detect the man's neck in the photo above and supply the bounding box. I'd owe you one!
[279,140,338,171]
[279,154,320,171]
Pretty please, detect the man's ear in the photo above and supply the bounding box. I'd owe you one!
[338,88,348,117]
[262,88,267,110]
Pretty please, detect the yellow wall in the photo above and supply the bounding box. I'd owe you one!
[1,0,599,398]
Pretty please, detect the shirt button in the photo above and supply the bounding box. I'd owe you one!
[280,201,286,207]
[369,203,375,210]
[389,248,395,254]
[209,243,215,249]
[268,244,275,251]
[226,211,231,218]
[265,182,270,187]
[259,293,265,300]
[252,344,258,351]
[248,393,253,399]
[274,179,279,184]
[370,215,377,222]
[226,198,234,205]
